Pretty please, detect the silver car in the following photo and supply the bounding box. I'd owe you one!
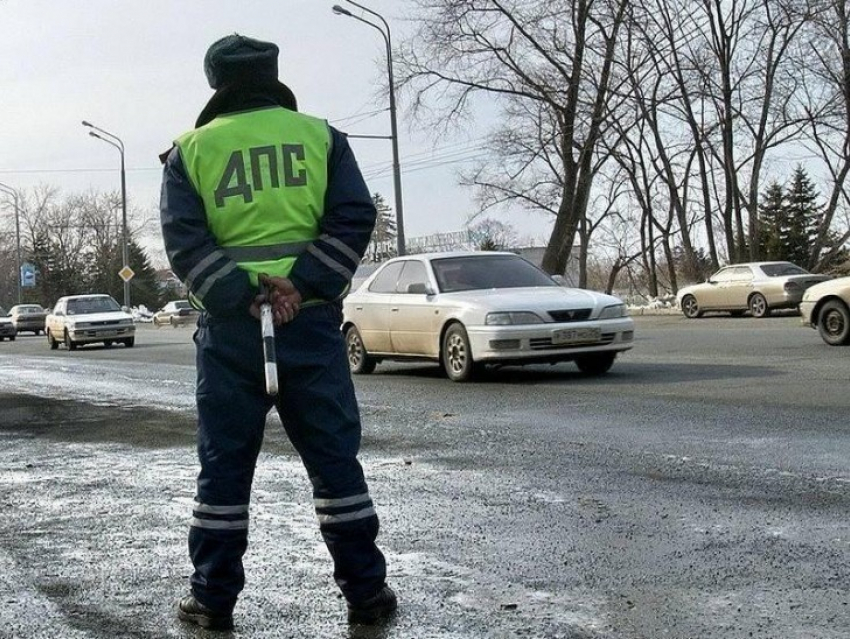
[677,261,830,319]
[45,294,135,350]
[799,276,850,345]
[9,303,47,335]
[152,300,200,327]
[342,252,635,381]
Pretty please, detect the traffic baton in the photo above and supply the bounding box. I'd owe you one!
[259,282,279,396]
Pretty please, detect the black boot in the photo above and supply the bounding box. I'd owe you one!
[177,594,234,631]
[347,585,398,624]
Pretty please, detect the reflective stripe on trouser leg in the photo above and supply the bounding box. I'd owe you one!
[189,315,275,612]
[274,304,387,603]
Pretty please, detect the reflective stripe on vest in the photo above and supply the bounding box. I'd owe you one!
[176,107,330,286]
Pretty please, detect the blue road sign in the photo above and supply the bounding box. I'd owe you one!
[21,262,36,288]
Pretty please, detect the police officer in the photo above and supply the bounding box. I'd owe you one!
[160,34,396,630]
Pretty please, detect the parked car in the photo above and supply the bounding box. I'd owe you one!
[677,261,830,319]
[799,276,850,346]
[152,300,199,327]
[45,294,135,350]
[342,251,635,381]
[0,307,16,341]
[8,303,47,335]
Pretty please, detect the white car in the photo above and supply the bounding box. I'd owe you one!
[45,294,136,350]
[342,251,635,381]
[799,276,850,345]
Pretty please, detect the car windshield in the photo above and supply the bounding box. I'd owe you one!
[761,263,809,277]
[66,297,121,315]
[17,305,43,314]
[432,255,559,293]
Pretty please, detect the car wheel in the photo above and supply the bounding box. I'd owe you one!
[47,330,58,350]
[818,300,850,346]
[345,326,376,374]
[170,316,178,327]
[123,337,135,348]
[749,293,770,318]
[575,352,617,376]
[681,295,702,319]
[9,336,15,341]
[64,331,77,351]
[104,340,113,348]
[442,323,478,382]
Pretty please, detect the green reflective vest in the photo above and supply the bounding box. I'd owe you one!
[176,106,330,287]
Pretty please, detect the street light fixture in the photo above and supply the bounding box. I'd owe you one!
[82,120,131,308]
[0,181,22,304]
[332,1,406,256]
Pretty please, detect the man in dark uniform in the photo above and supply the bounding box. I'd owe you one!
[159,34,396,630]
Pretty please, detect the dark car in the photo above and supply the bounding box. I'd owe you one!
[153,300,200,327]
[0,307,17,341]
[9,303,47,335]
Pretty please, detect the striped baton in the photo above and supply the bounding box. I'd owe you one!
[259,281,279,396]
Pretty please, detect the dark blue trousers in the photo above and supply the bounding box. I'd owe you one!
[188,303,386,612]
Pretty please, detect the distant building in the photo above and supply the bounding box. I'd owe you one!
[155,269,186,297]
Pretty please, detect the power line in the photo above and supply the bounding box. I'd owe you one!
[0,167,162,175]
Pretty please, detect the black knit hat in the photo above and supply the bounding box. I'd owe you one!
[204,34,280,90]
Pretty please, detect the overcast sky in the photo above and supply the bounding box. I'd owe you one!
[0,0,553,260]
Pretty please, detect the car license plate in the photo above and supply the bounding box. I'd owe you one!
[552,327,600,345]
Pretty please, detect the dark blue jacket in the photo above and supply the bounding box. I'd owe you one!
[160,110,376,317]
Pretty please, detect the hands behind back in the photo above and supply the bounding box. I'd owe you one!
[249,273,303,326]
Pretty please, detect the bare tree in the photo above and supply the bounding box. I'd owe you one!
[467,217,518,250]
[799,0,850,269]
[398,0,631,280]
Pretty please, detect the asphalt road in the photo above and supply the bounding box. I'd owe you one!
[0,314,848,639]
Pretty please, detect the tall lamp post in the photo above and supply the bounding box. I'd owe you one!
[0,182,22,304]
[332,1,406,256]
[82,121,130,308]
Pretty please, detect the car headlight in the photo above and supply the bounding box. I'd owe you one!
[485,311,545,325]
[598,303,628,319]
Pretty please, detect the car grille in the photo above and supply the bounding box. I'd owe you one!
[547,309,592,322]
[529,332,616,350]
[78,320,126,329]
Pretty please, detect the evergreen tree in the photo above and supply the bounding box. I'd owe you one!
[783,166,821,267]
[366,192,397,262]
[757,182,785,260]
[127,239,163,310]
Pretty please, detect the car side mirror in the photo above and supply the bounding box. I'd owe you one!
[406,282,434,295]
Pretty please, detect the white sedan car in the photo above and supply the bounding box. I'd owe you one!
[45,294,135,350]
[342,252,635,381]
[799,276,850,345]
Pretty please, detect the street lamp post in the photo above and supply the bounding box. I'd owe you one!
[0,182,22,304]
[82,121,131,308]
[332,1,406,256]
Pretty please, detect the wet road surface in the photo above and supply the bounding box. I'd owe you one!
[0,317,848,638]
